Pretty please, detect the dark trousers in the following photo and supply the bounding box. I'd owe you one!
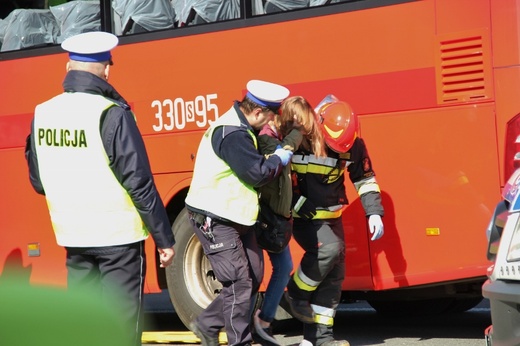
[191,218,264,346]
[66,241,146,346]
[289,217,345,307]
[289,217,345,344]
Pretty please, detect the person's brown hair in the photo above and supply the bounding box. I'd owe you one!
[276,96,326,157]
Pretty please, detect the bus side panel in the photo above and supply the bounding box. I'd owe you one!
[110,0,436,126]
[491,0,520,68]
[360,104,500,290]
[0,148,67,286]
[491,0,520,184]
[111,37,248,131]
[0,0,510,297]
[494,68,520,184]
[103,0,498,291]
[142,132,203,174]
[341,189,374,289]
[106,2,438,292]
[0,55,64,117]
[436,0,490,35]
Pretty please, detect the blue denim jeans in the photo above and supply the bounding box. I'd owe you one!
[258,246,293,323]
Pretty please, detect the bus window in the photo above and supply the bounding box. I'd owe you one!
[112,0,175,35]
[52,1,101,43]
[263,0,360,14]
[0,0,101,52]
[264,0,308,14]
[0,0,370,53]
[173,0,241,27]
[1,9,58,52]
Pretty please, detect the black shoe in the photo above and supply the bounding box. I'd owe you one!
[284,291,314,323]
[189,321,220,346]
[253,310,280,346]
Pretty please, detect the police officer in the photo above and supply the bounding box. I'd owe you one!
[185,80,293,346]
[285,95,385,346]
[25,31,175,346]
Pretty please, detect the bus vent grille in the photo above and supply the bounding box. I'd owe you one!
[436,34,491,104]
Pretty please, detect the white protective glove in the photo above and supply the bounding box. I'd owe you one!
[368,214,384,241]
[273,145,293,166]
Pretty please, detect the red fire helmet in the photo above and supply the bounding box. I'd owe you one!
[318,100,358,153]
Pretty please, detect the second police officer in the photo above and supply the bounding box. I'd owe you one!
[185,80,294,346]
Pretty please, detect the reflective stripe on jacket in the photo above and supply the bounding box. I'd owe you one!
[291,137,383,219]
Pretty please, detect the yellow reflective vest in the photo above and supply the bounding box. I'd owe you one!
[185,107,259,226]
[33,92,149,247]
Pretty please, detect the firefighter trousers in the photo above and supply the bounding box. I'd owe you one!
[288,216,345,315]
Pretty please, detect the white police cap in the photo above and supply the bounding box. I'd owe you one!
[246,80,290,109]
[61,31,118,63]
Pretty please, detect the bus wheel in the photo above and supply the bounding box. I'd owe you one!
[165,207,223,329]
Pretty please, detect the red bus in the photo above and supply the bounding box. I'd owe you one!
[0,0,514,327]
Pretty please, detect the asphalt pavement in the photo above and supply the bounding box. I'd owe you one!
[142,290,491,346]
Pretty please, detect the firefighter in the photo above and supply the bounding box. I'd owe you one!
[185,79,293,346]
[285,95,385,346]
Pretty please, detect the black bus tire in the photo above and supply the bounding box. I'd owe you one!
[165,207,222,329]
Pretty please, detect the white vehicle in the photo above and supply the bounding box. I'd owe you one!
[482,168,520,345]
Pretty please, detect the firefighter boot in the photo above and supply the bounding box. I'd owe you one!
[304,322,350,346]
[284,291,314,323]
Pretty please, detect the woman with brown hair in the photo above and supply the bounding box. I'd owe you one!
[254,96,326,346]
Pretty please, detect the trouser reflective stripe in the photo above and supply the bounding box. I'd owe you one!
[289,217,344,304]
[311,304,336,317]
[314,314,334,326]
[294,266,320,291]
[311,304,336,326]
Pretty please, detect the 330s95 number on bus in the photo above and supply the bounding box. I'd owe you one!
[151,94,219,131]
